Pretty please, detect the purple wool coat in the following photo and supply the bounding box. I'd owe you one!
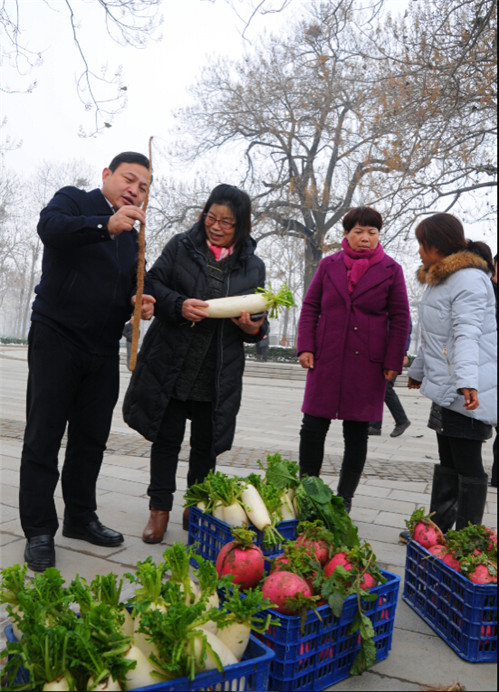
[297,249,410,422]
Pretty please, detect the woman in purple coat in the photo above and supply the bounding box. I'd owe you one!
[297,207,410,512]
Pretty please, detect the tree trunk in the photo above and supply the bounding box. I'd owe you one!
[303,239,324,294]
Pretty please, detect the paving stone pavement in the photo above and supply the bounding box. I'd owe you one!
[0,346,497,691]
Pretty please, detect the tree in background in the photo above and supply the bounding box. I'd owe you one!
[0,161,94,338]
[178,0,497,290]
[0,0,162,135]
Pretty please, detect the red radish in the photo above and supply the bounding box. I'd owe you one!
[324,551,375,589]
[215,529,264,590]
[428,544,447,558]
[412,522,444,549]
[295,535,330,566]
[270,554,290,571]
[485,528,497,552]
[324,552,351,578]
[441,551,461,572]
[261,570,313,614]
[405,508,445,549]
[359,572,376,589]
[467,564,497,585]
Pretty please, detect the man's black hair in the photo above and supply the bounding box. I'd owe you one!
[108,152,150,172]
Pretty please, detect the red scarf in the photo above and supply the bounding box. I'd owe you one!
[206,240,234,261]
[341,237,384,293]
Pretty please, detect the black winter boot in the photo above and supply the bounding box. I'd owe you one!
[455,475,488,530]
[429,465,459,532]
[336,469,362,514]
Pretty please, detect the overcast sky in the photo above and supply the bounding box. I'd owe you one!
[1,0,496,252]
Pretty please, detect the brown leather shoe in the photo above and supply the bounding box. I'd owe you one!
[182,507,190,531]
[142,509,169,544]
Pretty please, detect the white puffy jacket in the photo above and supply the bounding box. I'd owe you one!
[409,251,497,426]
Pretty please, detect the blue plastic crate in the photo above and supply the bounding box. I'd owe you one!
[187,504,298,563]
[253,568,400,691]
[403,538,497,663]
[3,626,274,691]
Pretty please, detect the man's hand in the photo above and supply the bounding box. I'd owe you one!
[182,298,209,322]
[107,206,145,236]
[298,351,314,369]
[131,294,156,320]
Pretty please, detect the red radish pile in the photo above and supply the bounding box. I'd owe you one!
[405,508,497,584]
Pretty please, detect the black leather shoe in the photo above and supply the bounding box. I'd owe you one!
[24,535,55,572]
[62,520,124,547]
[399,530,410,544]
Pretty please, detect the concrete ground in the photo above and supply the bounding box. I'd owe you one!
[0,344,497,690]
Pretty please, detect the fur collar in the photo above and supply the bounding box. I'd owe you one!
[417,251,490,286]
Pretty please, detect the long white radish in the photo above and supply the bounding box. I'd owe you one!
[280,488,297,520]
[222,501,248,527]
[200,293,267,319]
[216,622,251,661]
[193,628,238,671]
[123,644,159,690]
[240,484,271,531]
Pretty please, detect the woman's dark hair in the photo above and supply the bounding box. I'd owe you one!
[342,206,383,232]
[469,240,495,274]
[200,184,252,251]
[415,213,494,271]
[108,151,150,171]
[415,213,466,256]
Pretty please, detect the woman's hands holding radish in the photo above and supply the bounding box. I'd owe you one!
[232,311,264,335]
[182,298,210,322]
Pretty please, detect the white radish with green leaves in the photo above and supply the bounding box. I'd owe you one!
[201,292,267,318]
[42,676,71,691]
[200,283,294,319]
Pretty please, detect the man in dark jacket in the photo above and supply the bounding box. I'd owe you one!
[20,151,156,572]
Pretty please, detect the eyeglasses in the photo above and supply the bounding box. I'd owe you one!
[203,212,236,231]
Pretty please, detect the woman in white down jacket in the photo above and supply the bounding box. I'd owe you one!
[400,213,496,542]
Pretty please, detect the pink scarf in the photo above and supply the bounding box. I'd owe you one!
[206,240,234,261]
[341,237,384,293]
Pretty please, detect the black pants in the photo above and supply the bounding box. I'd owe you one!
[437,433,486,479]
[369,377,408,430]
[147,399,217,511]
[299,414,369,477]
[19,322,119,538]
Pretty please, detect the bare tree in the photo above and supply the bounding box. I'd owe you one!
[0,160,96,337]
[177,0,497,291]
[0,0,162,135]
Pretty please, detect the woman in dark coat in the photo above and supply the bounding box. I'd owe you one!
[123,184,268,542]
[297,206,410,512]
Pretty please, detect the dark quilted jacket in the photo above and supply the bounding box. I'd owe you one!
[123,223,267,453]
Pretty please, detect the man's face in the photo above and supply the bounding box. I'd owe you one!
[101,162,149,210]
